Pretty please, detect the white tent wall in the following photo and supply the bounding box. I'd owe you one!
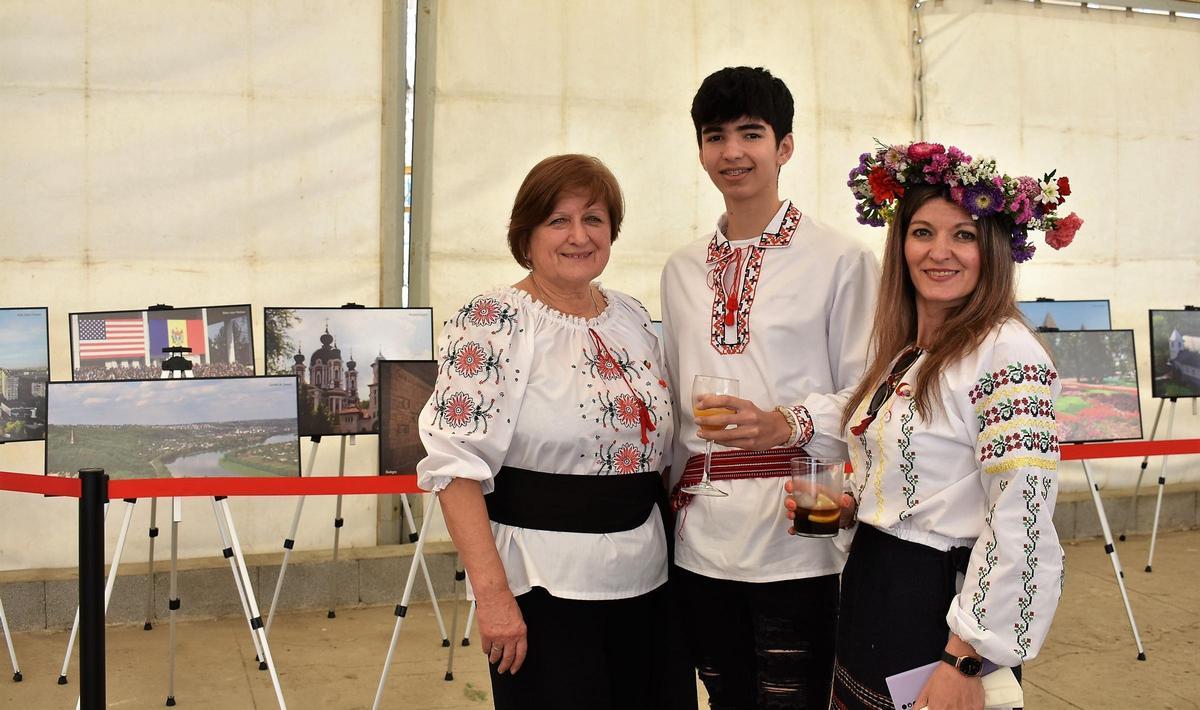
[423,0,914,323]
[918,0,1200,491]
[0,1,387,571]
[2,0,1198,571]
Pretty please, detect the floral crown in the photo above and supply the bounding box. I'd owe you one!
[848,140,1082,262]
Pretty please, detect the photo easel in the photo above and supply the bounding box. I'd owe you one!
[1123,304,1200,572]
[53,348,287,707]
[263,303,447,645]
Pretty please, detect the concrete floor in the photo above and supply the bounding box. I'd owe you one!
[3,529,1199,709]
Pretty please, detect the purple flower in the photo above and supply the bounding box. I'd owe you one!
[1010,227,1036,262]
[1012,241,1036,263]
[947,146,971,165]
[962,183,1005,218]
[924,152,951,182]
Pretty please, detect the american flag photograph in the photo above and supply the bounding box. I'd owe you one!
[76,315,147,360]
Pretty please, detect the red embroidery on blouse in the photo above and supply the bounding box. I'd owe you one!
[704,203,802,355]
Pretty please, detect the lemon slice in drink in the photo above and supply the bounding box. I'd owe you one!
[807,493,840,524]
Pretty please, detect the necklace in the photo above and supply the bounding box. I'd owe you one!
[529,273,601,318]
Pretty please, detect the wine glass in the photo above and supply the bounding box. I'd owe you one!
[683,374,739,497]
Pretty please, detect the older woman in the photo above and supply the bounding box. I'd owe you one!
[788,142,1081,709]
[416,154,673,709]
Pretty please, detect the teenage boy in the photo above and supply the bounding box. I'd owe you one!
[660,66,878,708]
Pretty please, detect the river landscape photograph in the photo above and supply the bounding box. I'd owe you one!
[46,376,299,479]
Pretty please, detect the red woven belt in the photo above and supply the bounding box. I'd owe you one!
[670,446,806,512]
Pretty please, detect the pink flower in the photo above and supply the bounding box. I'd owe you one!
[923,152,950,181]
[907,142,945,161]
[1045,212,1082,249]
[950,186,965,204]
[1009,192,1034,225]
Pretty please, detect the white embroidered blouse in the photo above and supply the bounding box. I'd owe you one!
[847,319,1064,667]
[660,200,880,583]
[417,286,673,600]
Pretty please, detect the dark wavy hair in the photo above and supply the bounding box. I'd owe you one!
[691,66,794,147]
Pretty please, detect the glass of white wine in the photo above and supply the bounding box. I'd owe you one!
[683,374,739,497]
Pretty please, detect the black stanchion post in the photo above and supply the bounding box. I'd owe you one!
[78,467,108,709]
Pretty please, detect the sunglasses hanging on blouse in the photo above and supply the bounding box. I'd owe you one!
[849,346,922,437]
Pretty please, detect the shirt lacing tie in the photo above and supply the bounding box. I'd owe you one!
[587,327,656,445]
[706,246,744,327]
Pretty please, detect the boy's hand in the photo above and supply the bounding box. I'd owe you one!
[695,394,790,451]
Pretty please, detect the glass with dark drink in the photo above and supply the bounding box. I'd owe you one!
[789,456,845,538]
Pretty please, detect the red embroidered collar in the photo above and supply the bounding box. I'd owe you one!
[705,200,802,263]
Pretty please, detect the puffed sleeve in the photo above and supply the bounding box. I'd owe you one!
[416,292,533,494]
[946,325,1065,667]
[790,246,879,458]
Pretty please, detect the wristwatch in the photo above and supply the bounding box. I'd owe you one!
[940,650,983,677]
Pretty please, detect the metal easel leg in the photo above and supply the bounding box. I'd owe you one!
[443,560,463,681]
[401,493,448,644]
[1121,398,1163,541]
[0,598,20,682]
[1082,461,1146,660]
[210,497,267,670]
[266,439,321,638]
[144,497,158,630]
[1146,399,1177,573]
[462,601,476,647]
[372,493,438,710]
[216,498,288,708]
[166,503,180,706]
[60,500,133,685]
[328,436,348,619]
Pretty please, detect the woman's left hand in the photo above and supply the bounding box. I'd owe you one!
[784,481,857,534]
[914,662,984,710]
[695,394,791,451]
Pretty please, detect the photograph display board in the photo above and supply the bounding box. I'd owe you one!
[377,360,437,476]
[1018,299,1111,331]
[0,307,50,443]
[1149,309,1200,399]
[263,307,434,437]
[1040,329,1143,443]
[46,376,300,479]
[69,304,255,380]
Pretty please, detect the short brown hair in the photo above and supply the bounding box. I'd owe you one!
[507,154,625,270]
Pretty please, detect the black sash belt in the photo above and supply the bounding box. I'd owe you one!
[485,466,663,534]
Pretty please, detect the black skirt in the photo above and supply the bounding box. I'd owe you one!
[831,523,969,710]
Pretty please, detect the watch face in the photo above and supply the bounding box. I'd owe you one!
[958,657,983,676]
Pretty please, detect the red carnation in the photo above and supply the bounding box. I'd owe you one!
[1045,212,1082,250]
[868,166,904,205]
[1056,176,1071,205]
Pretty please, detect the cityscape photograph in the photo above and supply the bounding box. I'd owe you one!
[0,307,50,443]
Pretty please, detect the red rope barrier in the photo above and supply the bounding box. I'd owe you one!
[4,439,1200,499]
[1060,438,1200,461]
[0,471,425,499]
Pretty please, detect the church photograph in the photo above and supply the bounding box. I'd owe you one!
[262,307,433,437]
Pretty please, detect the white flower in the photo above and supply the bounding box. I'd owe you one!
[1037,179,1060,205]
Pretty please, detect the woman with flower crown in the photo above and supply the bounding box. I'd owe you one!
[786,141,1080,709]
